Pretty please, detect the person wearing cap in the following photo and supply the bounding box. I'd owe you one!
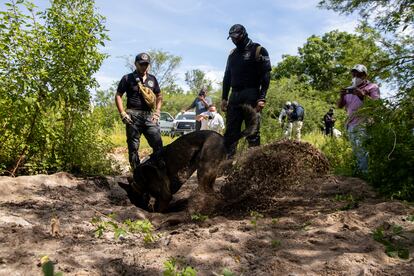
[285,101,305,140]
[182,86,212,131]
[115,52,163,170]
[221,24,271,157]
[323,108,336,136]
[337,64,380,174]
[278,101,291,133]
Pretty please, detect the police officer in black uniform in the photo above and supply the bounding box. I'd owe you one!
[221,24,271,157]
[115,52,163,170]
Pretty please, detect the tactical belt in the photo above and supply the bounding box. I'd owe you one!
[126,109,152,115]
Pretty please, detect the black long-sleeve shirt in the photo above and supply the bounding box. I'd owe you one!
[222,40,271,101]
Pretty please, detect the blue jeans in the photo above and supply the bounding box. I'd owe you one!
[347,125,368,174]
[126,110,163,170]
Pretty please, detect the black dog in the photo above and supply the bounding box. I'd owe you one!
[119,105,258,212]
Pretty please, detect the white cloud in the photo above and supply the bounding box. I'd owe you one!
[94,72,118,90]
[266,0,318,11]
[321,16,359,33]
[146,0,203,15]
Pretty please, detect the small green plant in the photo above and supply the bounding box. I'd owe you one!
[372,225,409,259]
[250,211,264,234]
[271,239,281,248]
[163,257,197,276]
[190,213,209,222]
[91,216,110,238]
[40,255,63,276]
[221,268,235,276]
[334,194,359,210]
[406,215,414,222]
[271,218,279,225]
[300,221,312,231]
[124,219,159,244]
[91,216,158,243]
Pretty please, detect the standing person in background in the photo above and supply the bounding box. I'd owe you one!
[182,87,212,131]
[337,64,380,174]
[285,101,305,140]
[196,104,225,134]
[278,101,292,134]
[115,52,163,170]
[323,108,336,136]
[221,24,271,157]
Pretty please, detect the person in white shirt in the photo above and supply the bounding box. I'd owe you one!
[196,104,225,134]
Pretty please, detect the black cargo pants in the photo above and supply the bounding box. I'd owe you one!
[125,109,163,170]
[223,87,261,158]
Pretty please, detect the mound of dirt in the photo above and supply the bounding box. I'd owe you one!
[220,139,330,212]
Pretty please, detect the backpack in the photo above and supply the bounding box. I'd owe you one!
[291,105,304,121]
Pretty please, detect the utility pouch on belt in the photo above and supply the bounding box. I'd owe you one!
[137,81,156,110]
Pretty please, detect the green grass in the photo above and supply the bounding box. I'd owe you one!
[109,122,176,149]
[302,131,328,148]
[302,131,355,176]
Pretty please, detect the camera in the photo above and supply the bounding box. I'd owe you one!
[344,86,355,94]
[207,112,215,120]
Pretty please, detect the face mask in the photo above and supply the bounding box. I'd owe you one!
[352,77,363,87]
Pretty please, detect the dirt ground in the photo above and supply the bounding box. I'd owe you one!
[1,143,414,276]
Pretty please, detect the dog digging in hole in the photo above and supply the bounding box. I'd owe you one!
[118,104,258,213]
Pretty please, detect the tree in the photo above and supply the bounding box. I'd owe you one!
[148,50,182,91]
[121,49,182,93]
[272,28,389,92]
[318,0,414,33]
[318,0,414,200]
[0,0,111,175]
[184,69,213,94]
[318,1,413,94]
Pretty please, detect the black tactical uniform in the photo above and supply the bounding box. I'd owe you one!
[222,24,271,157]
[116,53,163,169]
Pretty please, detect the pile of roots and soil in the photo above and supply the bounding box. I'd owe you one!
[220,139,330,212]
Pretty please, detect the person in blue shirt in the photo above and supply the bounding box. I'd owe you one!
[182,87,213,131]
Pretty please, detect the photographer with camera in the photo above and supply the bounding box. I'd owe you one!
[337,64,380,174]
[196,104,225,134]
[323,108,336,136]
[182,86,212,131]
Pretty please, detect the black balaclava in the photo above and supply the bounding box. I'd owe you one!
[228,24,251,50]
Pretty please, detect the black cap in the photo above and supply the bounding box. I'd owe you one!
[227,24,246,40]
[135,52,151,64]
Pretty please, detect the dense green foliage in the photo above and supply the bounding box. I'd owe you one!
[318,0,414,33]
[361,96,414,200]
[0,0,113,175]
[272,27,389,93]
[185,69,213,95]
[316,0,414,200]
[272,0,413,200]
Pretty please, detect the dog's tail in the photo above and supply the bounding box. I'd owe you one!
[239,104,259,138]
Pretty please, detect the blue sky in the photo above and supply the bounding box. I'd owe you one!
[95,0,358,90]
[1,0,359,91]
